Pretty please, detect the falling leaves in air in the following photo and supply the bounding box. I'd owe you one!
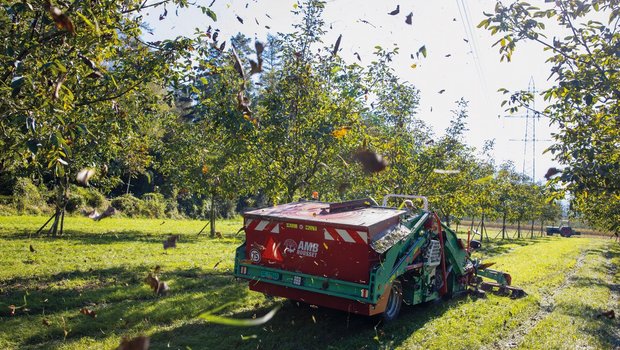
[236,15,244,24]
[410,64,417,69]
[249,41,264,75]
[544,167,562,179]
[332,34,342,57]
[144,273,169,296]
[90,206,117,221]
[159,7,168,20]
[416,45,427,58]
[80,307,97,318]
[445,54,452,57]
[219,41,226,52]
[405,12,413,25]
[331,126,350,138]
[46,4,75,34]
[598,310,615,319]
[237,91,254,120]
[255,18,260,25]
[359,19,376,28]
[29,244,36,253]
[438,89,446,94]
[199,303,281,326]
[116,336,150,350]
[213,259,223,269]
[265,14,272,19]
[388,5,400,15]
[76,168,96,186]
[353,149,388,174]
[354,52,361,61]
[463,38,469,43]
[231,47,246,80]
[163,235,179,249]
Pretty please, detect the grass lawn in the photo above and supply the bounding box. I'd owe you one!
[0,215,618,349]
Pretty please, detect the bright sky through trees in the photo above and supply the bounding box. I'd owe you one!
[144,0,564,181]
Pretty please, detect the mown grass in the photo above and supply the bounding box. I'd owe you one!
[0,216,617,349]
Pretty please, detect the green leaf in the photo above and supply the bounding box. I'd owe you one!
[26,140,39,154]
[205,8,217,22]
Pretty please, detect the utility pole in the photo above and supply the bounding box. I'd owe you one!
[504,77,550,182]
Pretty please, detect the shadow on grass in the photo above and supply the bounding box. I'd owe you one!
[146,293,472,350]
[2,265,246,348]
[0,229,240,246]
[476,237,548,257]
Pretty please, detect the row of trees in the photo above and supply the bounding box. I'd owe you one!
[0,0,585,239]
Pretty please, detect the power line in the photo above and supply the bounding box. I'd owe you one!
[456,0,488,97]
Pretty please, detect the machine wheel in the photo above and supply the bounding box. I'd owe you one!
[382,280,403,322]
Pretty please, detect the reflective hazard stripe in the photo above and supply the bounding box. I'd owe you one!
[324,229,334,240]
[324,228,368,244]
[247,219,280,234]
[255,220,269,231]
[336,229,355,243]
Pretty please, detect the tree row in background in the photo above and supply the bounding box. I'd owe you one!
[0,0,582,238]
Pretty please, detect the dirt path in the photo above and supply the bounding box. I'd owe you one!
[485,251,587,349]
[604,251,620,348]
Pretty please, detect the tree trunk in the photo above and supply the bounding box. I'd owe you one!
[530,220,535,239]
[481,211,489,242]
[209,191,216,238]
[502,212,507,240]
[517,220,521,238]
[126,174,131,195]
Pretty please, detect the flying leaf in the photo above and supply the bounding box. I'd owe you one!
[332,34,342,57]
[354,52,361,61]
[353,149,387,174]
[236,15,244,24]
[388,5,400,15]
[199,303,281,326]
[417,45,427,58]
[410,63,417,69]
[49,6,75,34]
[80,308,97,318]
[438,89,446,94]
[116,336,150,350]
[76,168,96,186]
[405,12,413,25]
[231,47,246,80]
[544,167,562,179]
[331,126,350,138]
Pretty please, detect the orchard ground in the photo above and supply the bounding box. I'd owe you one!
[0,215,618,350]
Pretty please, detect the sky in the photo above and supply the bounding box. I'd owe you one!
[143,0,564,182]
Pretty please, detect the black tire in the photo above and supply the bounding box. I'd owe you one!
[382,280,403,322]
